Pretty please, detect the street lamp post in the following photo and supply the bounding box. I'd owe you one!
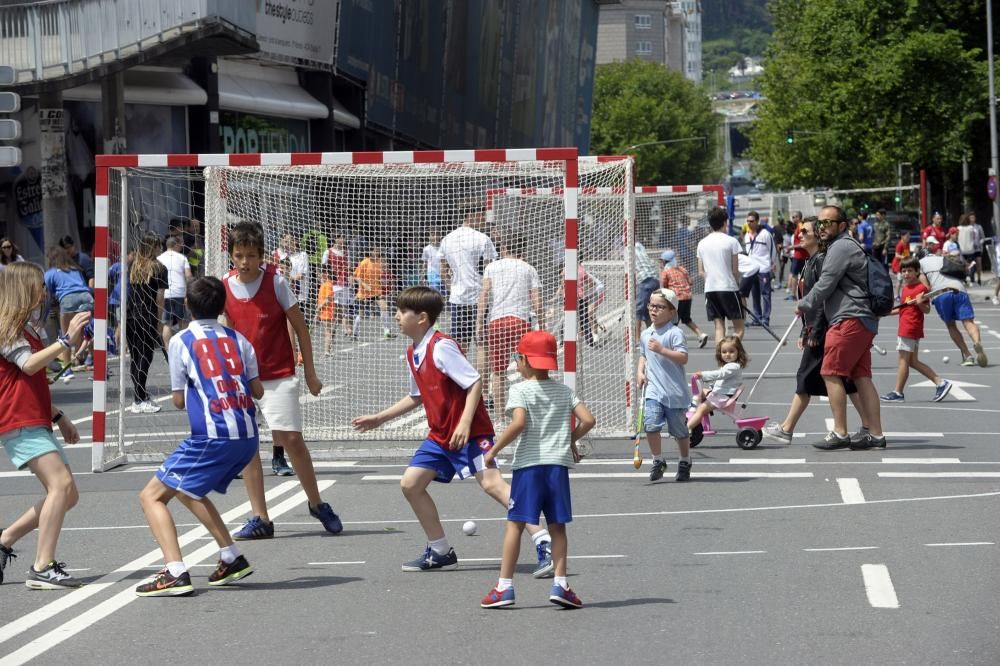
[987,0,1000,231]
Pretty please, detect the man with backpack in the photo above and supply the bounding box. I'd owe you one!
[796,206,887,451]
[919,252,988,368]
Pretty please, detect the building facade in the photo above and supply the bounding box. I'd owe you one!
[596,0,696,80]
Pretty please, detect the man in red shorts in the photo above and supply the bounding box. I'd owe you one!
[796,206,886,451]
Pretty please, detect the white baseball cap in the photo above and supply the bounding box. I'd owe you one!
[652,287,679,310]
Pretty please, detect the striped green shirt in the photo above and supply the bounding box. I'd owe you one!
[505,379,580,470]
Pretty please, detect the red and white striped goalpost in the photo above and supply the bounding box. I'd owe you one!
[91,148,582,471]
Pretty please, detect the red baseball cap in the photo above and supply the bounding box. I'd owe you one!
[948,226,958,235]
[517,330,559,370]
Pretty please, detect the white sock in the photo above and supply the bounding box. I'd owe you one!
[381,312,391,328]
[166,561,187,577]
[496,577,513,592]
[680,456,691,464]
[554,576,568,590]
[429,536,450,555]
[219,544,241,564]
[352,315,360,336]
[531,529,551,546]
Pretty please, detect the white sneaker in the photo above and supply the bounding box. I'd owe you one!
[993,297,999,306]
[131,401,161,414]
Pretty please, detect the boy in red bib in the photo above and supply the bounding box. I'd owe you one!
[353,286,552,573]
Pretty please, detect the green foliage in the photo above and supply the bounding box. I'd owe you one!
[703,0,772,42]
[748,0,986,189]
[590,60,721,184]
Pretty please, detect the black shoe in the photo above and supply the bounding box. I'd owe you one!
[135,569,194,597]
[675,460,692,482]
[812,431,851,450]
[649,459,667,482]
[25,561,81,589]
[0,532,15,585]
[849,433,887,450]
[208,555,254,586]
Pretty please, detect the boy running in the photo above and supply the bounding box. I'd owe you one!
[135,277,263,596]
[639,288,693,482]
[480,331,595,609]
[352,286,553,575]
[223,222,343,539]
[879,257,953,403]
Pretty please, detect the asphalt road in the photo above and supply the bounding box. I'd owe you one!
[2,289,999,664]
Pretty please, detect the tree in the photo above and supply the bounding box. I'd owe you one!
[748,0,986,192]
[590,60,721,184]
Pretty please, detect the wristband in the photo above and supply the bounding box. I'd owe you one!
[57,335,71,350]
[52,411,64,424]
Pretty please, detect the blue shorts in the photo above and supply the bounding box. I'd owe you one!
[643,399,690,439]
[508,464,572,524]
[409,436,495,483]
[933,291,974,324]
[636,277,660,321]
[790,258,805,276]
[1,426,67,470]
[156,436,259,499]
[59,291,93,314]
[162,297,186,327]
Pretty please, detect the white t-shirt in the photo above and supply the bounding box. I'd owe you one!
[407,328,480,397]
[745,227,773,272]
[440,226,497,305]
[483,257,541,323]
[422,244,443,277]
[157,249,191,299]
[919,255,966,293]
[223,270,298,311]
[289,251,310,295]
[697,232,742,292]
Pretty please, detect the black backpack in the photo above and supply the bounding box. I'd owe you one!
[940,255,968,279]
[840,236,895,317]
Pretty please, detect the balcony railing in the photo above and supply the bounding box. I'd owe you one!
[0,0,256,84]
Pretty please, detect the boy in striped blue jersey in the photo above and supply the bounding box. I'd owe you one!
[135,277,264,597]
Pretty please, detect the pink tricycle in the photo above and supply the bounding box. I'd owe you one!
[687,376,769,449]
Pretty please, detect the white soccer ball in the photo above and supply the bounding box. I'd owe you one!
[942,356,949,364]
[462,520,477,536]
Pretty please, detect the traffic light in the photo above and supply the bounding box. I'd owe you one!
[894,194,901,204]
[785,129,794,145]
[0,66,20,167]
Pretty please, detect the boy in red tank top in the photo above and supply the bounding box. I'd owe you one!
[353,286,553,574]
[879,256,953,403]
[222,222,343,539]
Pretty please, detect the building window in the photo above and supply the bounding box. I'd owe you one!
[634,14,651,29]
[635,40,652,55]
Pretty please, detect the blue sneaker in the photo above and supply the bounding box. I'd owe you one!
[309,502,343,534]
[401,546,458,572]
[549,584,583,609]
[880,391,904,402]
[481,585,515,608]
[533,540,553,578]
[932,379,952,402]
[233,516,274,540]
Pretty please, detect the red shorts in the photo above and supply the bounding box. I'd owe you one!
[821,318,875,379]
[487,316,531,373]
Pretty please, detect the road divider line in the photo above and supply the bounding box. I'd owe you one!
[878,472,1000,478]
[0,480,301,649]
[307,561,367,565]
[728,458,806,464]
[459,555,625,562]
[360,472,815,481]
[804,546,877,552]
[837,478,866,504]
[694,550,766,555]
[882,458,960,464]
[0,481,335,666]
[861,564,899,609]
[924,542,994,547]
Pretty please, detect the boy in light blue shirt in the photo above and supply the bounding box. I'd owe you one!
[481,330,595,610]
[638,288,692,482]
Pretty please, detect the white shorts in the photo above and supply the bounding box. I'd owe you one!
[257,376,303,432]
[896,336,919,353]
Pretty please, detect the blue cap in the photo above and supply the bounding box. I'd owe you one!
[660,249,676,262]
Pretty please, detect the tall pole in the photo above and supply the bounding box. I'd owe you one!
[988,0,1000,232]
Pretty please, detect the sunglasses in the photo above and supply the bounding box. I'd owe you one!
[1,245,11,250]
[817,218,840,227]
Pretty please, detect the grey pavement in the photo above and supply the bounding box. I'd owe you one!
[2,289,1000,664]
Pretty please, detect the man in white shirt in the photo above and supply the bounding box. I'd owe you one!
[696,207,745,343]
[476,233,543,420]
[157,235,192,349]
[919,253,988,367]
[440,199,498,397]
[288,237,311,318]
[742,211,774,326]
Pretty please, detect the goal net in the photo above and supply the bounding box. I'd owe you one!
[91,150,632,471]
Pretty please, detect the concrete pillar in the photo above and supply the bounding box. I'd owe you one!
[38,89,69,249]
[100,71,126,154]
[188,57,221,154]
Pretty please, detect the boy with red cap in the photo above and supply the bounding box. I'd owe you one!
[480,330,595,609]
[353,287,554,575]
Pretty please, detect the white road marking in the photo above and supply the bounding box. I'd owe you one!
[459,555,625,562]
[878,472,1000,478]
[837,478,866,504]
[694,550,766,555]
[803,546,877,552]
[0,480,301,649]
[861,564,900,609]
[0,481,334,666]
[882,458,960,464]
[359,472,815,480]
[910,379,986,401]
[728,458,806,464]
[924,542,994,547]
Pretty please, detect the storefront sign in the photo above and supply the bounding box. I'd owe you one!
[220,111,309,153]
[256,0,337,66]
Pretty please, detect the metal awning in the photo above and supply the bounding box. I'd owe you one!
[63,67,207,106]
